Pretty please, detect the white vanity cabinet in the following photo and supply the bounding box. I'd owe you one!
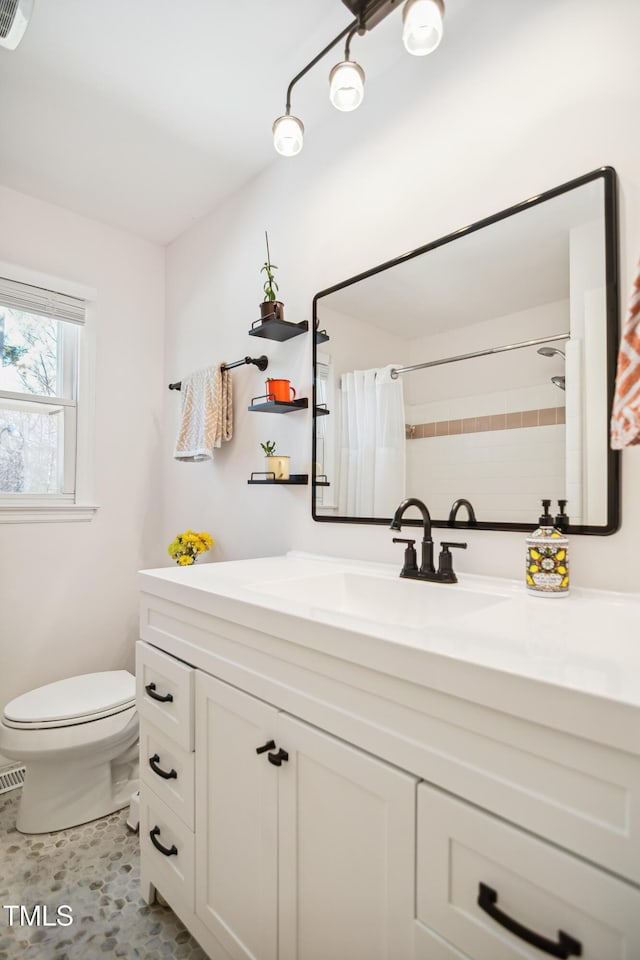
[136,642,197,916]
[195,672,416,960]
[136,633,416,960]
[137,556,640,960]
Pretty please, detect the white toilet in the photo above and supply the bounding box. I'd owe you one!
[0,670,139,834]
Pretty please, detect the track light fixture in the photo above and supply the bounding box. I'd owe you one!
[329,27,365,112]
[272,0,445,156]
[329,59,365,112]
[272,114,305,157]
[403,0,444,56]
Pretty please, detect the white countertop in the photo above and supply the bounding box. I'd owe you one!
[139,552,640,749]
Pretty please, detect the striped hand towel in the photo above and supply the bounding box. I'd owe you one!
[174,364,233,461]
[611,260,640,449]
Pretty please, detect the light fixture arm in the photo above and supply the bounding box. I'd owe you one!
[285,20,357,114]
[344,24,362,61]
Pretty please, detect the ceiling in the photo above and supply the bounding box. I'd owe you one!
[0,0,427,244]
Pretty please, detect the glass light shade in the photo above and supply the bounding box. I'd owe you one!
[402,0,444,56]
[329,61,365,112]
[272,115,304,156]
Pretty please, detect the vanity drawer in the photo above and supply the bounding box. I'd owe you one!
[416,783,640,960]
[415,924,471,959]
[140,787,195,911]
[136,641,194,751]
[139,719,195,830]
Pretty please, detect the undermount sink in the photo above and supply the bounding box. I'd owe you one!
[249,570,508,629]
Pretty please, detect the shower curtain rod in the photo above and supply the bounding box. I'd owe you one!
[390,333,569,380]
[168,355,268,390]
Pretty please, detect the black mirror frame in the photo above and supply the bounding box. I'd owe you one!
[312,166,620,536]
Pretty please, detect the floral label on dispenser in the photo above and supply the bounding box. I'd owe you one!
[526,527,569,596]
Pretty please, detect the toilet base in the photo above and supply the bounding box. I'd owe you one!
[17,741,139,834]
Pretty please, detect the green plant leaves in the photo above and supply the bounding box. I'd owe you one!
[261,261,279,303]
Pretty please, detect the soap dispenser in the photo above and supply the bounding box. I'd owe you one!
[555,499,569,532]
[525,499,569,597]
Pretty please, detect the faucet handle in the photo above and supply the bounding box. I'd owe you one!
[437,541,467,583]
[392,537,418,576]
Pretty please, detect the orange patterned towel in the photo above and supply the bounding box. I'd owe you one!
[174,364,233,461]
[611,260,640,448]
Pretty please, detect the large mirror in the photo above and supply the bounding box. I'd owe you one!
[312,167,620,534]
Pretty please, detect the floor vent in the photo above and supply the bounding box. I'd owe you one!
[0,765,25,795]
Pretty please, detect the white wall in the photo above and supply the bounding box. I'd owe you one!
[0,186,165,738]
[319,304,408,383]
[165,0,640,591]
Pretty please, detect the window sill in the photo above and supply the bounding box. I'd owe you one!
[0,504,99,524]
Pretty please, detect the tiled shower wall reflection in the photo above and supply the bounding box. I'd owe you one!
[406,421,566,524]
[406,406,565,439]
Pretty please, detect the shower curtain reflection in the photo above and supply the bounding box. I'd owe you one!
[339,365,406,517]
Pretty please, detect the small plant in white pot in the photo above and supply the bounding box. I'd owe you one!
[261,440,290,481]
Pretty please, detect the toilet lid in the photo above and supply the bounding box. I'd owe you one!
[3,671,136,728]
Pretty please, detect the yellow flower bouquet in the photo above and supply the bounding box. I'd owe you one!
[167,529,213,566]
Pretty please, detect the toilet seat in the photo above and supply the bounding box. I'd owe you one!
[2,670,136,729]
[0,704,138,759]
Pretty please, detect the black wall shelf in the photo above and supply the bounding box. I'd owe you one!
[315,404,330,416]
[247,309,312,486]
[315,329,330,344]
[248,397,309,414]
[250,318,308,342]
[248,473,309,485]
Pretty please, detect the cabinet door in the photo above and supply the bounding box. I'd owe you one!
[195,673,279,960]
[277,713,417,960]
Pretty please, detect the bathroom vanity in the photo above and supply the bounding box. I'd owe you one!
[136,553,640,960]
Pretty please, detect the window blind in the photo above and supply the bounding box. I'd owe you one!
[0,277,85,325]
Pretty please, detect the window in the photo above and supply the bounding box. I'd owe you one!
[0,274,95,521]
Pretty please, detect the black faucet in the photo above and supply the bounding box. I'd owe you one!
[390,497,467,584]
[390,497,435,575]
[448,498,477,527]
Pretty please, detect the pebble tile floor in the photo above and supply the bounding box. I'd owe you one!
[0,789,209,960]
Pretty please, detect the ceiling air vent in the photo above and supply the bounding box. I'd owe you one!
[0,0,34,50]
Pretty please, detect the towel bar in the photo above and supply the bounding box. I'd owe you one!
[169,355,268,390]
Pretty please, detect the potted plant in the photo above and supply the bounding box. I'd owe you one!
[260,231,284,322]
[167,529,213,565]
[260,440,290,481]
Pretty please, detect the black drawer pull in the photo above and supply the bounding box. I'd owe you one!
[268,748,289,767]
[149,754,178,780]
[256,739,276,755]
[145,681,174,703]
[149,826,177,857]
[478,883,582,958]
